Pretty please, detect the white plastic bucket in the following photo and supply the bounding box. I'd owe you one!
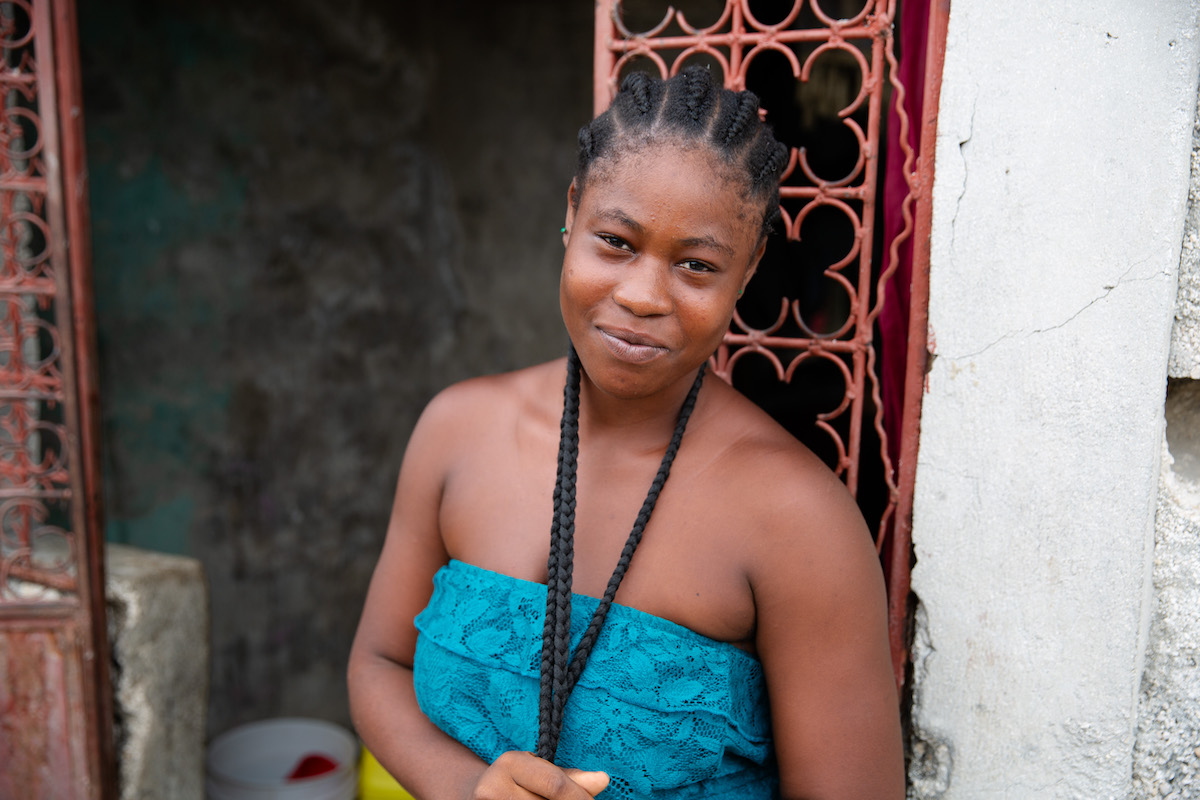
[206,717,358,800]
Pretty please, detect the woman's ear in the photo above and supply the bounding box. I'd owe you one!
[563,181,579,247]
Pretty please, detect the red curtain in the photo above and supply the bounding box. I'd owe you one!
[880,0,931,474]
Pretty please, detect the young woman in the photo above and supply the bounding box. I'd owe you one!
[348,67,904,799]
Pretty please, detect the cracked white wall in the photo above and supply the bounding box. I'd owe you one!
[908,2,1200,798]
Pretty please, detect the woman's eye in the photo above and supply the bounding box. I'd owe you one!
[680,259,715,274]
[598,233,632,251]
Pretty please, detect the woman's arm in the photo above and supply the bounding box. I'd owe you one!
[749,460,906,799]
[348,385,488,798]
[347,383,608,800]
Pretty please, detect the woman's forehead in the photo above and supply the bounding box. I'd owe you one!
[580,144,759,236]
[590,136,741,183]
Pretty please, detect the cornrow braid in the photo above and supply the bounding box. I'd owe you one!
[623,70,659,117]
[718,92,761,148]
[574,65,789,239]
[678,65,717,124]
[535,345,707,763]
[753,142,789,190]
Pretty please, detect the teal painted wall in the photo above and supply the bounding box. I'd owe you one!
[80,0,591,734]
[89,152,244,555]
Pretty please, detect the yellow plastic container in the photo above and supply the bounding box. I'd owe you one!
[358,747,416,800]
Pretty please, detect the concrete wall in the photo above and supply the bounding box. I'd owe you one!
[80,0,591,736]
[1133,382,1200,798]
[909,2,1200,797]
[1170,97,1200,381]
[1131,82,1200,798]
[106,545,208,800]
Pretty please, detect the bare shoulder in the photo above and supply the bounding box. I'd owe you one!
[700,379,871,554]
[414,359,565,448]
[694,379,883,632]
[419,358,566,424]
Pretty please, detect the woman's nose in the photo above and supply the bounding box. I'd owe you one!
[612,261,672,316]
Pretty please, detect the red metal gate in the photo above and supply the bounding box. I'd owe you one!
[593,0,947,687]
[0,1,113,797]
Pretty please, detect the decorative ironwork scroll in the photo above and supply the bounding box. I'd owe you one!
[594,0,945,686]
[0,0,79,603]
[0,0,113,796]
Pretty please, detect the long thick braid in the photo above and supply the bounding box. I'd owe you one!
[536,349,581,760]
[540,349,585,759]
[537,351,580,760]
[547,405,579,758]
[536,384,566,758]
[562,362,707,696]
[537,350,707,762]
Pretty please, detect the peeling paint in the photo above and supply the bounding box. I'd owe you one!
[909,726,953,798]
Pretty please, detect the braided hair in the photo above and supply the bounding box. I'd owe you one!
[536,346,707,762]
[574,66,789,240]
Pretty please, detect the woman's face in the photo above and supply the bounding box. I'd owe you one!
[560,141,766,402]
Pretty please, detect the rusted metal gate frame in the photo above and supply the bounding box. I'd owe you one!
[0,0,114,797]
[593,0,949,688]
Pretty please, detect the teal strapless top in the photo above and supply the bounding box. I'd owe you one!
[413,560,777,799]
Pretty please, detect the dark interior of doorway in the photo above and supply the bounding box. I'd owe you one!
[616,0,895,532]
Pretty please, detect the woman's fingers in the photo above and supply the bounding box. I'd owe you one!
[474,751,609,799]
[562,768,610,796]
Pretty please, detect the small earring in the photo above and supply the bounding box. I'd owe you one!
[738,288,744,298]
[561,227,568,234]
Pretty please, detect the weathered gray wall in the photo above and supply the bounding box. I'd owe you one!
[1132,81,1200,798]
[106,545,208,800]
[1134,382,1200,799]
[1170,91,1200,382]
[80,0,591,736]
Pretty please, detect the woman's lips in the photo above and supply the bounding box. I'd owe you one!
[597,327,668,364]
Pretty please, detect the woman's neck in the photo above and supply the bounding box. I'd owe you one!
[575,366,705,452]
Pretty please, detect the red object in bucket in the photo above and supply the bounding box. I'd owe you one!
[287,753,340,780]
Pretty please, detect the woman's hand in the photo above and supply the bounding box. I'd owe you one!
[471,751,609,799]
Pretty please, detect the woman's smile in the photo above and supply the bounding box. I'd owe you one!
[596,326,670,364]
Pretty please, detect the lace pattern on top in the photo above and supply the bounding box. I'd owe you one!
[413,560,777,799]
